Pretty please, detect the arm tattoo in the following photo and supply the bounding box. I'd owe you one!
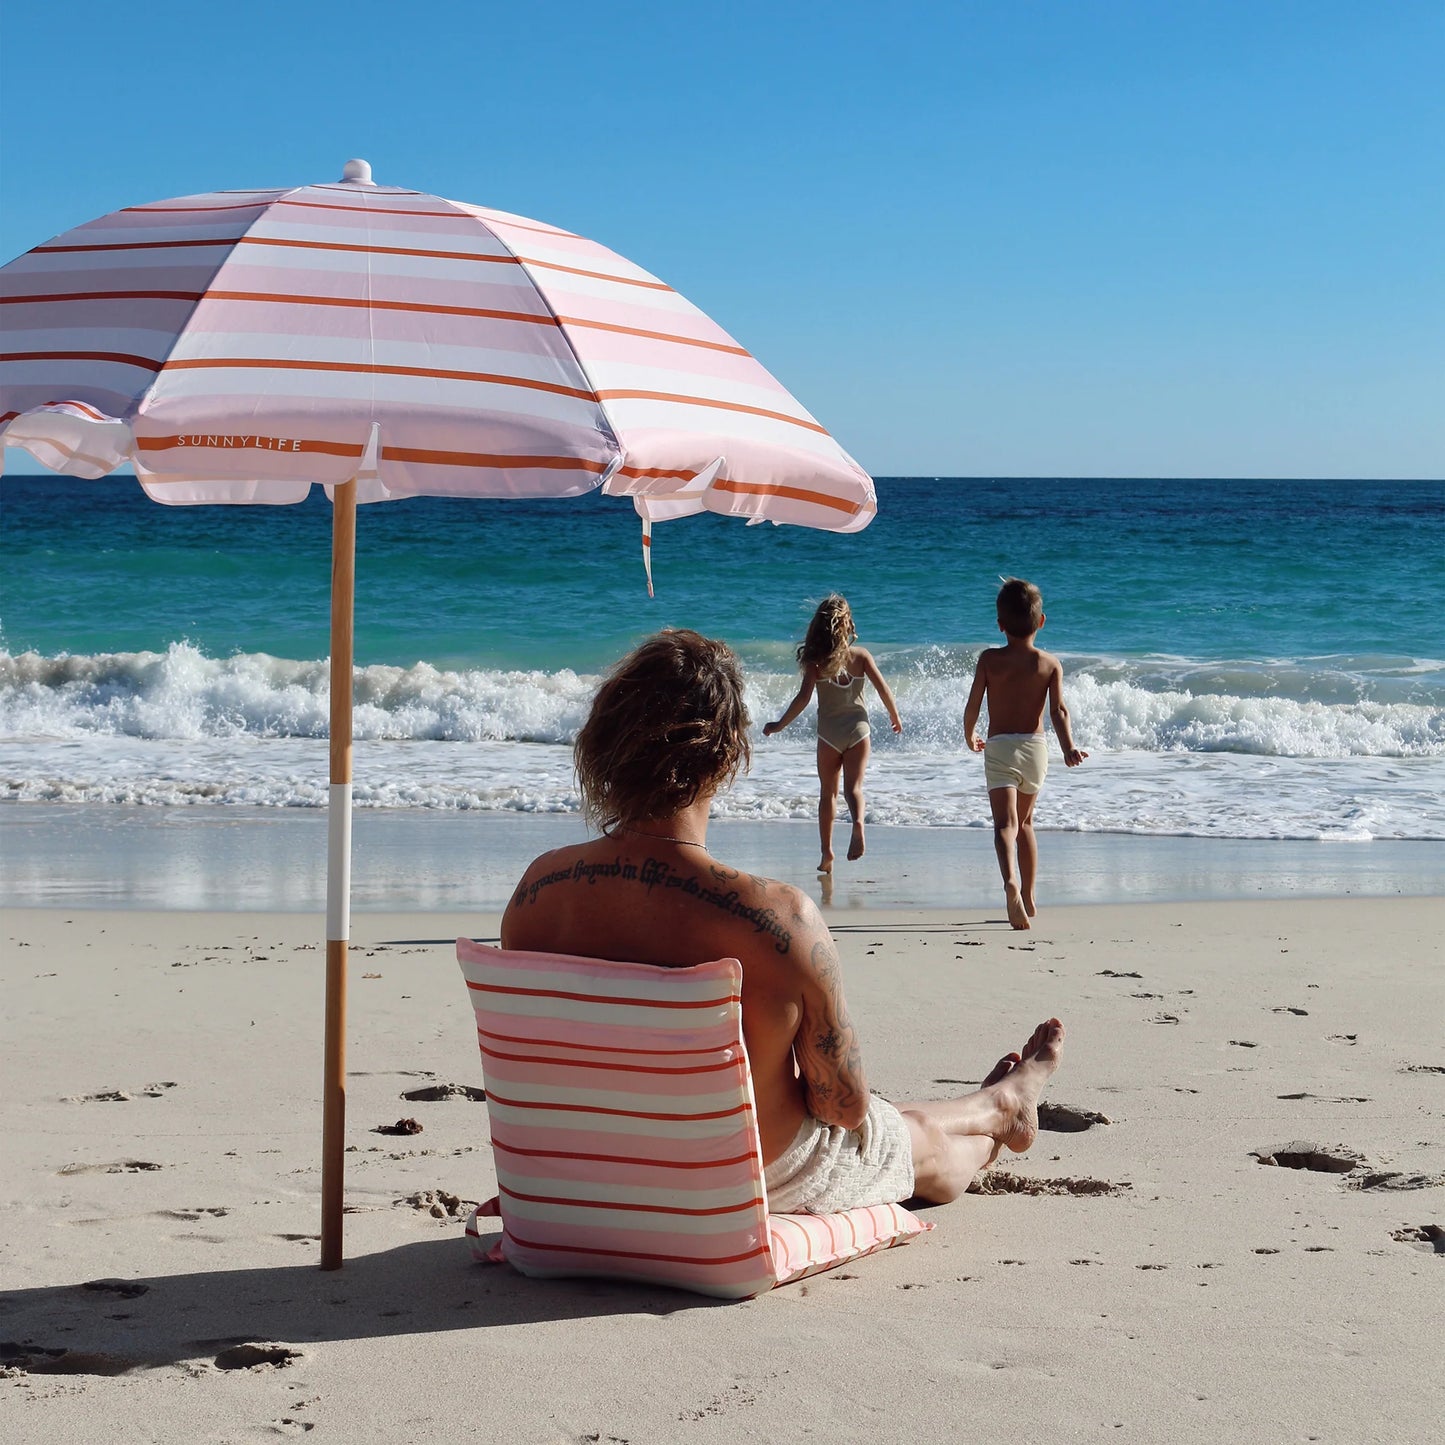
[795,936,867,1122]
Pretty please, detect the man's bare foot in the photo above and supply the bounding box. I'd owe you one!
[847,821,865,861]
[817,853,834,875]
[1005,884,1030,930]
[989,1019,1064,1155]
[981,1050,1021,1087]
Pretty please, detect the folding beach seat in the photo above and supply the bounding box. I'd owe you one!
[455,940,931,1299]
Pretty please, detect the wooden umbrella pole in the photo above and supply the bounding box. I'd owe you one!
[320,477,357,1270]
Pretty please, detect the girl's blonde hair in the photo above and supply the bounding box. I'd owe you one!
[797,594,856,679]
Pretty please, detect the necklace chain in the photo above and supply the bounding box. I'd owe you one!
[614,826,709,850]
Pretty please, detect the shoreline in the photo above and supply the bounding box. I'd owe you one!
[2,802,1442,913]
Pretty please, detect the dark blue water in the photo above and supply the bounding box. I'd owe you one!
[4,475,1442,672]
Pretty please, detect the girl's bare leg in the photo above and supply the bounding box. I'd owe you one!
[842,735,871,860]
[900,1019,1064,1203]
[815,741,844,873]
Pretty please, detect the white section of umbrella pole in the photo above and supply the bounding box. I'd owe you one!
[320,478,356,1269]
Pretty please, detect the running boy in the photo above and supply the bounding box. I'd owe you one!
[963,579,1087,930]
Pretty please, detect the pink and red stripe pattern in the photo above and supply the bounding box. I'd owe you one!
[1,171,875,540]
[456,940,929,1300]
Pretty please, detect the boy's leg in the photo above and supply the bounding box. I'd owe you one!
[987,786,1029,929]
[1017,788,1040,917]
[815,741,844,873]
[841,736,871,860]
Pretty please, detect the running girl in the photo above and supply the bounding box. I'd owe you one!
[763,595,902,873]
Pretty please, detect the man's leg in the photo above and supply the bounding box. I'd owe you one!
[815,741,844,874]
[841,736,871,860]
[1017,788,1040,917]
[900,1019,1064,1203]
[988,785,1028,929]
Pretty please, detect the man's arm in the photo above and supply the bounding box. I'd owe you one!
[1047,660,1088,766]
[962,654,989,752]
[789,897,869,1129]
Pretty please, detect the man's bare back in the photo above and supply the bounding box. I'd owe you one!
[501,831,862,1164]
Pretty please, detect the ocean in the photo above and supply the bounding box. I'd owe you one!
[2,475,1443,868]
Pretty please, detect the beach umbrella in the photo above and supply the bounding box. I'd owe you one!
[0,159,876,1268]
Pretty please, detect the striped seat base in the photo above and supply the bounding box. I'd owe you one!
[456,940,930,1300]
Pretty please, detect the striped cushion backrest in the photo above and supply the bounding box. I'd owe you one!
[456,939,777,1299]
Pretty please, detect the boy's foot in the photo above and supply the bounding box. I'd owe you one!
[847,821,865,861]
[990,1019,1064,1156]
[817,855,833,875]
[1005,884,1030,930]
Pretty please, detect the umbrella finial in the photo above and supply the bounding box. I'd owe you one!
[340,158,375,186]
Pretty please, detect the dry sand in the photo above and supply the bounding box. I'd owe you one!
[2,896,1442,1443]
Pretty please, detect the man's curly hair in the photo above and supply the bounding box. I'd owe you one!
[575,630,752,832]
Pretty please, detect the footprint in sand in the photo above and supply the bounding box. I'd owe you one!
[1391,1224,1445,1254]
[1251,1141,1365,1173]
[400,1083,486,1102]
[1349,1171,1445,1192]
[58,1160,164,1175]
[1037,1102,1112,1132]
[212,1343,302,1370]
[1402,1064,1445,1074]
[1229,1040,1259,1049]
[80,1279,149,1298]
[968,1174,1131,1197]
[0,1342,137,1376]
[62,1082,176,1103]
[402,1189,471,1219]
[1270,1007,1309,1016]
[1097,970,1142,979]
[1328,1034,1358,1045]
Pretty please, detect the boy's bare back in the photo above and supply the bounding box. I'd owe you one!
[973,642,1062,736]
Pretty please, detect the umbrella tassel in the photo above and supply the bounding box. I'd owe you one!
[642,517,654,598]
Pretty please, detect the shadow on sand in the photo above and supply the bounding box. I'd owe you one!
[0,1227,724,1376]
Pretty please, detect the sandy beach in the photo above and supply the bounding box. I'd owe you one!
[3,892,1441,1443]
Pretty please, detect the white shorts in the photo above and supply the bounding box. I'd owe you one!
[984,733,1048,795]
[763,1095,915,1213]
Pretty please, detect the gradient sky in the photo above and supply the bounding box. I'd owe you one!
[2,0,1441,478]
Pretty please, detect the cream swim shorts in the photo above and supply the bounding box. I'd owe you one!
[763,1095,915,1213]
[984,732,1049,794]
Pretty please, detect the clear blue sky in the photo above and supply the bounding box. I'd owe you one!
[2,0,1441,478]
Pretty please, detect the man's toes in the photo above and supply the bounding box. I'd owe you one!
[981,1051,1021,1087]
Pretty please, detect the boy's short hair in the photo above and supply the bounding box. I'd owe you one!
[575,629,751,832]
[996,578,1044,638]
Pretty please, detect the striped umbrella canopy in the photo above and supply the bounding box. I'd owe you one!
[0,159,877,1268]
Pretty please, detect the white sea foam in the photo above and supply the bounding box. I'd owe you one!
[3,644,1443,839]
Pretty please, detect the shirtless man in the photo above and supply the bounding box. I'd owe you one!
[964,578,1089,930]
[503,628,1064,1211]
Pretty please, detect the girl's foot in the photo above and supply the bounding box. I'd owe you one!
[1005,883,1030,930]
[847,820,865,861]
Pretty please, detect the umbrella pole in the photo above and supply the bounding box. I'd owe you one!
[320,477,357,1270]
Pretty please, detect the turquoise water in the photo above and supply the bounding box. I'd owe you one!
[5,475,1443,672]
[2,475,1443,840]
